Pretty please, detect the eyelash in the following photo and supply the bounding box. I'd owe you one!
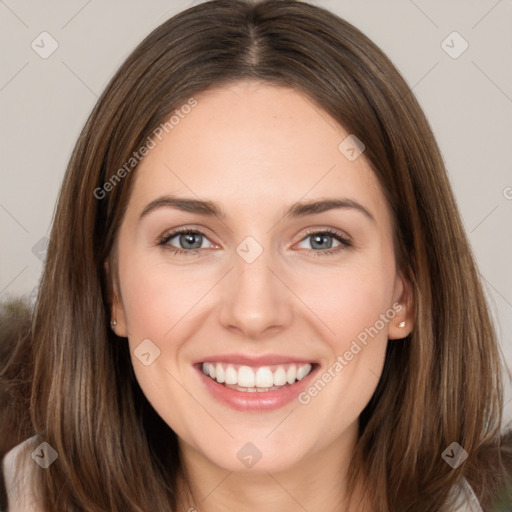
[157,227,352,258]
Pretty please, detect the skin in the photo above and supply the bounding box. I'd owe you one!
[109,80,414,512]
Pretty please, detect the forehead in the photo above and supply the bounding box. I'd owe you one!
[127,80,388,224]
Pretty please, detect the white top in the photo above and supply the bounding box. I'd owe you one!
[449,477,485,512]
[3,437,42,511]
[2,436,484,512]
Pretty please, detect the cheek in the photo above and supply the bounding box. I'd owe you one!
[117,255,212,431]
[119,253,213,341]
[295,251,396,416]
[294,284,391,430]
[299,260,396,348]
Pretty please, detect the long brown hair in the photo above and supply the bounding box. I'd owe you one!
[1,0,510,510]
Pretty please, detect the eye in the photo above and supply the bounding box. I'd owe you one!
[157,227,352,257]
[296,228,352,257]
[157,228,214,256]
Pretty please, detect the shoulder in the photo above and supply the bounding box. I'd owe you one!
[2,435,45,512]
[449,478,484,512]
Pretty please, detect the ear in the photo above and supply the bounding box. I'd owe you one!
[104,259,128,337]
[388,270,414,340]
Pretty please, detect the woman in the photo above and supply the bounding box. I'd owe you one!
[1,0,511,510]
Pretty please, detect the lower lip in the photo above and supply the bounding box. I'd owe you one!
[195,364,319,411]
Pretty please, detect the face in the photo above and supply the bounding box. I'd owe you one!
[109,80,413,474]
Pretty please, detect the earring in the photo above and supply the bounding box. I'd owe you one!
[398,321,405,328]
[110,319,117,330]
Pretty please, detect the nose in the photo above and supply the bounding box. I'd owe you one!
[219,244,293,339]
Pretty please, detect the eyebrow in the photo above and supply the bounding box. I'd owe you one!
[139,195,375,223]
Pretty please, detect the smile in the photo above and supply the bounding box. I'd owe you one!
[201,362,313,392]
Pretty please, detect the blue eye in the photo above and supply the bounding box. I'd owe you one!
[158,228,210,256]
[158,227,352,257]
[297,228,352,257]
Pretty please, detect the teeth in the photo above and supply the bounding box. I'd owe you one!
[255,367,274,387]
[224,383,284,393]
[238,366,255,387]
[297,364,311,380]
[286,365,297,384]
[201,362,313,390]
[215,363,225,383]
[225,365,237,385]
[273,366,287,386]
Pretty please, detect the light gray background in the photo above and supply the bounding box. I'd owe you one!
[1,0,511,423]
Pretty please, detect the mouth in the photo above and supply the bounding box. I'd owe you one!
[194,359,320,411]
[200,361,314,391]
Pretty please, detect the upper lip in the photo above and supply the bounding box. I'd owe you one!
[193,354,317,367]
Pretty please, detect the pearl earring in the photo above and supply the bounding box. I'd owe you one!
[398,321,405,328]
[110,319,117,330]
